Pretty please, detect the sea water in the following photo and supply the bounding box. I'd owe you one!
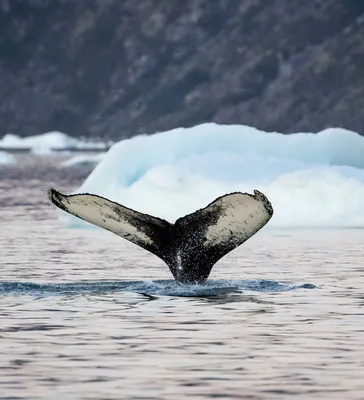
[1,154,364,399]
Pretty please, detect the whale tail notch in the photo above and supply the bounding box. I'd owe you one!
[48,188,273,284]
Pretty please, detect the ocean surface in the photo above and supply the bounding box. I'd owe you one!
[1,154,364,400]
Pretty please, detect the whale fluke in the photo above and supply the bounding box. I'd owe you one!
[48,188,273,284]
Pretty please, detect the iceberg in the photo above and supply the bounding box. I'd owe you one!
[65,123,364,228]
[0,131,108,154]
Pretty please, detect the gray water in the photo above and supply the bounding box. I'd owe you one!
[1,155,364,399]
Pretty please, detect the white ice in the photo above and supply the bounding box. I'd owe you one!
[0,131,108,154]
[0,151,16,165]
[63,123,364,228]
[61,153,105,168]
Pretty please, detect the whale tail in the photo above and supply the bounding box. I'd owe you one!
[48,188,273,284]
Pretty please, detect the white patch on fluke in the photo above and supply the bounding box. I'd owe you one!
[50,191,154,246]
[204,192,272,246]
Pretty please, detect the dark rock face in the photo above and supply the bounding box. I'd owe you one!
[1,0,364,140]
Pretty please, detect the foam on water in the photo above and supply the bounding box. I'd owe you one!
[62,123,364,228]
[0,279,315,298]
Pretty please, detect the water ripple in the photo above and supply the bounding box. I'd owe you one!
[0,279,315,297]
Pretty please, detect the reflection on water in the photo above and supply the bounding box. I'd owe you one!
[1,155,364,399]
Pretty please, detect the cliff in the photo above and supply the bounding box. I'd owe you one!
[1,0,364,140]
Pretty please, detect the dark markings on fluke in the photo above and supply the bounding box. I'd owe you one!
[47,188,273,284]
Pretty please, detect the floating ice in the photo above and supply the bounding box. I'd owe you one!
[61,153,105,168]
[64,123,364,228]
[0,131,108,154]
[0,151,16,165]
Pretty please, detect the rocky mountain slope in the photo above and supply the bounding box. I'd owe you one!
[1,0,364,139]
